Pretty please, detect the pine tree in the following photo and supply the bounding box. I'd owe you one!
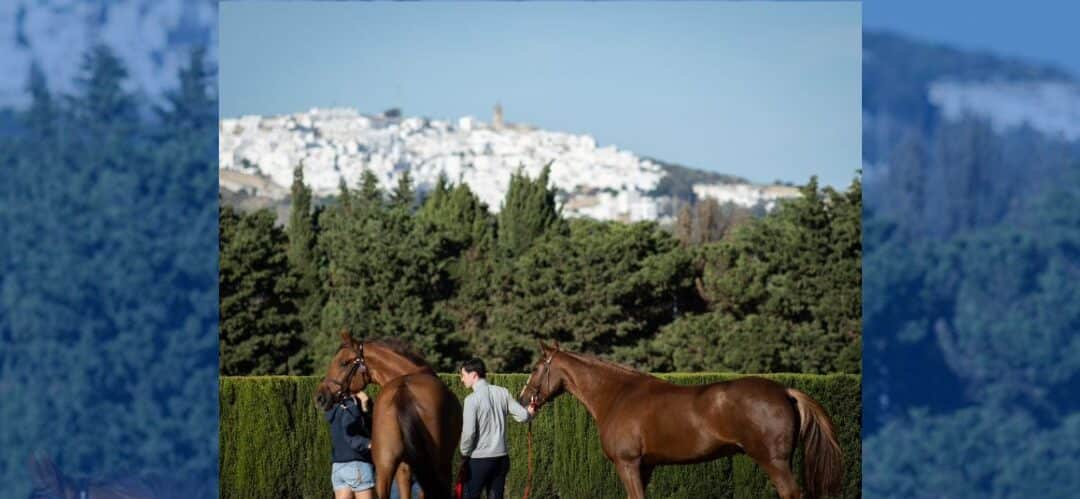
[219,206,304,375]
[391,170,415,209]
[315,175,462,370]
[496,163,564,259]
[337,176,353,214]
[73,44,137,128]
[2,45,219,493]
[484,219,696,371]
[419,178,494,250]
[23,62,56,137]
[428,172,451,207]
[286,165,320,373]
[655,176,862,374]
[359,169,381,205]
[158,46,215,130]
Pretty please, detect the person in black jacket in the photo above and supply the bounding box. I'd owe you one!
[325,391,374,499]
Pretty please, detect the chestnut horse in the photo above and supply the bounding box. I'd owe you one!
[520,342,843,499]
[315,332,462,499]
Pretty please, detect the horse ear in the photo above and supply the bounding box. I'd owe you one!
[554,340,560,351]
[538,340,551,353]
[339,329,352,345]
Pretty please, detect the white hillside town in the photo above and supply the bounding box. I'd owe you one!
[219,105,801,222]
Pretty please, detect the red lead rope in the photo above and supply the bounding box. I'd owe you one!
[523,420,534,499]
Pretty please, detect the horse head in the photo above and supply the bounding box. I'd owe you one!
[519,340,567,411]
[314,330,371,411]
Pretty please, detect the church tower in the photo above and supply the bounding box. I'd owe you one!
[493,102,504,130]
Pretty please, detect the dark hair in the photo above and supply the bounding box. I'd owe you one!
[460,358,486,378]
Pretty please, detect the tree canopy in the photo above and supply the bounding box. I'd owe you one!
[220,165,862,376]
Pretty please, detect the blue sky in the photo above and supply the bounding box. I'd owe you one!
[221,2,861,188]
[864,0,1080,77]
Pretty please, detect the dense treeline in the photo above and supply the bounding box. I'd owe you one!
[861,31,1080,497]
[220,163,862,375]
[0,46,218,497]
[863,131,1080,497]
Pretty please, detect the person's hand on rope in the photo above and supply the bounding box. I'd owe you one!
[353,391,371,412]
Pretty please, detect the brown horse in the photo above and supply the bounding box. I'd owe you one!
[27,453,209,499]
[315,332,462,499]
[519,342,843,499]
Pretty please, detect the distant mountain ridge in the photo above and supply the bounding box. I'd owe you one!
[863,31,1079,169]
[218,107,800,223]
[862,31,1080,236]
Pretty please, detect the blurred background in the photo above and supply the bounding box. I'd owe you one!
[0,1,218,497]
[862,1,1080,497]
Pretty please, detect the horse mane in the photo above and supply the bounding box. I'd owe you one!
[367,338,434,371]
[564,350,651,380]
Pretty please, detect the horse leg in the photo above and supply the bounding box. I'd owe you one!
[395,462,414,499]
[758,458,801,499]
[373,440,403,499]
[374,460,400,499]
[614,459,647,499]
[640,464,656,494]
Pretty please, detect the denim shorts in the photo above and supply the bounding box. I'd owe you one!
[332,460,374,491]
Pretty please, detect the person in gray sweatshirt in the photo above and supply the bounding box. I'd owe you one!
[458,358,535,499]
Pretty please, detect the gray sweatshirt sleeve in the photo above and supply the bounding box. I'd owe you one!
[507,396,532,423]
[460,394,477,457]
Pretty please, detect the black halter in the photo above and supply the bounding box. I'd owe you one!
[524,352,556,408]
[323,342,370,404]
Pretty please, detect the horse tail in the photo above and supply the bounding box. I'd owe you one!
[787,388,843,499]
[394,377,450,499]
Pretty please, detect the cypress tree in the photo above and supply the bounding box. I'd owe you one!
[23,62,56,137]
[158,46,215,130]
[359,169,381,205]
[219,207,304,375]
[73,44,137,128]
[496,163,563,259]
[391,170,415,209]
[337,176,353,214]
[316,176,460,370]
[655,176,862,374]
[286,165,320,373]
[2,45,219,493]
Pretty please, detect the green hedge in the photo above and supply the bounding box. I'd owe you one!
[221,374,860,498]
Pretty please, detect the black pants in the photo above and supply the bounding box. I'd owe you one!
[464,455,510,499]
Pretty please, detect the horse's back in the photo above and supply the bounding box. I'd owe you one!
[631,374,790,406]
[711,375,790,397]
[698,376,796,417]
[384,371,460,410]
